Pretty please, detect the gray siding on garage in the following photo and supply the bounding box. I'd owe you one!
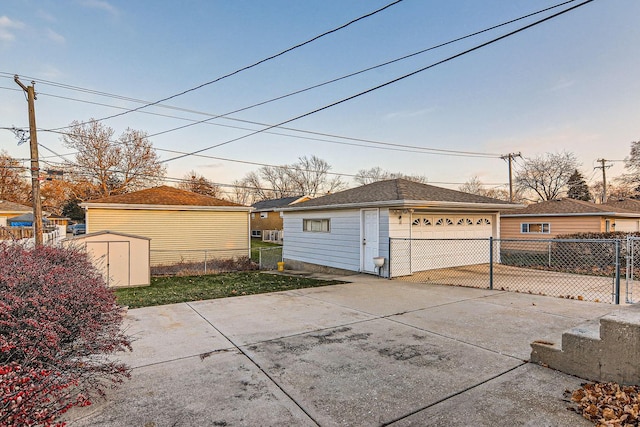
[284,209,361,272]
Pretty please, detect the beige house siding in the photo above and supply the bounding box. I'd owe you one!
[86,208,250,266]
[500,216,605,240]
[251,211,283,232]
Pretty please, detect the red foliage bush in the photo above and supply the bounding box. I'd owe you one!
[0,243,131,426]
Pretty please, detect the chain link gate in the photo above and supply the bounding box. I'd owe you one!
[626,236,640,303]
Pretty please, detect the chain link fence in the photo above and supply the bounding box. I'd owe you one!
[150,246,282,276]
[251,246,283,270]
[390,237,637,304]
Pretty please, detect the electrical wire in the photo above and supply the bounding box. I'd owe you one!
[161,0,595,163]
[1,1,579,159]
[36,0,403,132]
[1,86,500,158]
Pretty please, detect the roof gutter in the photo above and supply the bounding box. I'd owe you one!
[279,200,522,212]
[502,212,640,218]
[81,203,253,212]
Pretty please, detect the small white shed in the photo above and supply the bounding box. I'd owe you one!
[65,231,150,288]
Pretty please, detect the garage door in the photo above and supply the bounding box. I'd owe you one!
[410,214,493,271]
[615,219,640,233]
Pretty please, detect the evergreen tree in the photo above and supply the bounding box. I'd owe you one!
[566,170,591,201]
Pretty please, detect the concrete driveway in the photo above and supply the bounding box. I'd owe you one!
[65,274,615,426]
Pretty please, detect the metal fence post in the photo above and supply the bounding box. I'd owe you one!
[204,250,208,274]
[259,247,262,269]
[615,239,621,305]
[628,236,634,303]
[489,236,494,290]
[388,238,392,279]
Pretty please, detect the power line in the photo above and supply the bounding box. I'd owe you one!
[0,1,579,159]
[161,0,595,163]
[38,0,403,132]
[1,87,500,158]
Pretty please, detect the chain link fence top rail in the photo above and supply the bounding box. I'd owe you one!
[150,246,283,276]
[390,237,634,304]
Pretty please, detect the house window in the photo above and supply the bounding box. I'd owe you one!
[260,212,268,219]
[303,219,330,232]
[521,223,550,234]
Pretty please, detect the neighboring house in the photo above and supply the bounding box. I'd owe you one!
[46,214,70,229]
[500,198,640,238]
[6,213,50,227]
[250,196,309,237]
[604,198,640,231]
[280,178,519,278]
[81,186,252,266]
[0,201,31,227]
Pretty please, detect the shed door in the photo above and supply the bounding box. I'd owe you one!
[362,209,379,273]
[85,241,130,287]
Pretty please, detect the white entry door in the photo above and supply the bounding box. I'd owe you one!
[362,209,379,273]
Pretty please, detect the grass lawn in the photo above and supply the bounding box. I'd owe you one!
[250,238,282,263]
[115,271,344,308]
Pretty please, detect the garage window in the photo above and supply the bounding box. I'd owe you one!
[521,223,550,234]
[303,219,330,232]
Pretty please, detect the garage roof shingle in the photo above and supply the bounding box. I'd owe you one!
[286,178,513,209]
[502,198,637,216]
[86,186,246,207]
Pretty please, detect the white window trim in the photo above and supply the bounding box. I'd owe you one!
[520,222,550,234]
[303,218,330,233]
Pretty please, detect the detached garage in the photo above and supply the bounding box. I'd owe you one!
[280,179,519,278]
[65,231,150,288]
[81,186,252,267]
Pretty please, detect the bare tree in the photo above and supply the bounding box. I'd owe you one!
[240,155,346,202]
[0,150,30,204]
[591,180,636,203]
[228,178,254,205]
[62,120,166,197]
[288,156,345,196]
[354,167,428,185]
[515,152,579,201]
[458,176,516,202]
[177,170,222,198]
[458,176,484,195]
[621,140,640,193]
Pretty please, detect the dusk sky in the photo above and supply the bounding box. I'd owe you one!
[1,0,639,196]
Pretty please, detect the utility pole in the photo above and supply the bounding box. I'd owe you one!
[500,152,521,202]
[594,158,612,203]
[14,75,43,247]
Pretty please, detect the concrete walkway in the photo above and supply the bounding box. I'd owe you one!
[65,274,616,426]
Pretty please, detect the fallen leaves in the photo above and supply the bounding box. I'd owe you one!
[567,382,640,426]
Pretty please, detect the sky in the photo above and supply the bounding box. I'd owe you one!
[1,0,639,198]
